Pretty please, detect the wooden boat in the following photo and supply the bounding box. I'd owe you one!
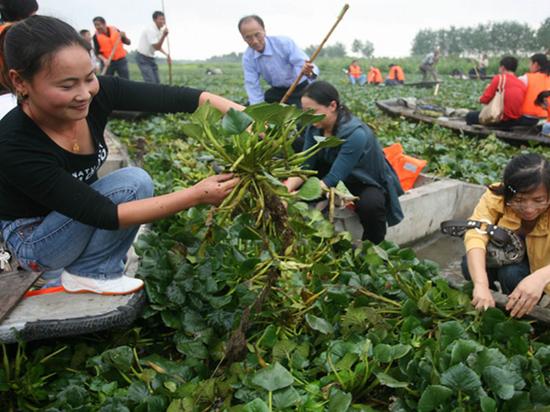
[376,97,549,145]
[403,81,441,88]
[109,110,151,121]
[333,174,550,323]
[0,131,146,343]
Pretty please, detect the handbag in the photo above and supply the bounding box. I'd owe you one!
[440,219,525,268]
[479,75,506,125]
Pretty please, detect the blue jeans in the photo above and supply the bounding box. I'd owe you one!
[461,255,530,294]
[136,53,160,84]
[349,74,366,86]
[106,57,130,80]
[0,167,153,280]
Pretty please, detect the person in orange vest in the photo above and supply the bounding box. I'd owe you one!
[385,63,405,86]
[92,16,131,79]
[367,66,383,85]
[347,60,366,86]
[519,53,550,126]
[535,91,550,137]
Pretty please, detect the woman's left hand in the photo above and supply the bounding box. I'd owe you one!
[506,273,547,318]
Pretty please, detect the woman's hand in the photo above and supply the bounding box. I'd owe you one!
[506,272,548,318]
[472,284,496,310]
[192,173,239,206]
[284,176,304,194]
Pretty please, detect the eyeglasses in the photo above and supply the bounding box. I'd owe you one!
[243,32,264,43]
[506,199,550,211]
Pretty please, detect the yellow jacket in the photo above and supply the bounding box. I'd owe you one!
[464,188,550,294]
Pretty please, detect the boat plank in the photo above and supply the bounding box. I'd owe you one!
[375,99,550,145]
[0,271,41,323]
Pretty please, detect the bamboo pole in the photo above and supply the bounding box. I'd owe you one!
[100,35,122,75]
[161,0,173,85]
[280,4,350,104]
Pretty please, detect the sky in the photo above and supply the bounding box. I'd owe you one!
[39,0,550,60]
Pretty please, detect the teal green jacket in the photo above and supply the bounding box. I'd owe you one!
[303,115,404,226]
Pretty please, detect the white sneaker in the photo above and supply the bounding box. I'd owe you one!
[61,271,144,295]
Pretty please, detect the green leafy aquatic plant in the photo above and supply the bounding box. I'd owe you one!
[181,103,341,235]
[181,102,343,362]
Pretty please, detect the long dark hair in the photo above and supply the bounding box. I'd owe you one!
[489,154,550,203]
[531,53,550,76]
[301,80,352,133]
[0,15,90,94]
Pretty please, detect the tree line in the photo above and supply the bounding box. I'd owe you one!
[411,18,550,56]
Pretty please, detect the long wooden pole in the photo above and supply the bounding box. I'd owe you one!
[100,35,122,75]
[162,0,173,85]
[280,4,350,104]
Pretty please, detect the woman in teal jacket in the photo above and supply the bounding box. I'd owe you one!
[285,81,403,243]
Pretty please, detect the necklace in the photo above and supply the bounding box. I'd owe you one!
[25,103,81,153]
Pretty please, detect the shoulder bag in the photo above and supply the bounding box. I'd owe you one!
[479,74,506,125]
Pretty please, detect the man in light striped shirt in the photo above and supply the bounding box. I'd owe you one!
[238,15,318,106]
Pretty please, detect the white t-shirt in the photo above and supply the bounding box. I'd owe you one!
[137,23,163,57]
[0,94,17,120]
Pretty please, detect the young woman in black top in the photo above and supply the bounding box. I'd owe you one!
[0,16,242,294]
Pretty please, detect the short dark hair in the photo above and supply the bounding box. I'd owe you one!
[92,16,106,25]
[152,11,164,20]
[0,15,91,93]
[535,90,550,107]
[0,0,38,22]
[531,53,550,75]
[499,56,518,72]
[490,153,550,203]
[79,29,90,36]
[238,15,264,32]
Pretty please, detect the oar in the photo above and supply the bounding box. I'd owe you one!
[161,0,173,85]
[280,4,350,104]
[100,35,122,75]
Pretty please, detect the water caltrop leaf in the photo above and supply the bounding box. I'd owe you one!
[272,386,301,409]
[305,313,334,334]
[450,339,482,366]
[251,362,294,392]
[328,388,352,412]
[101,346,134,372]
[243,398,270,412]
[480,396,497,412]
[222,108,253,135]
[298,177,322,201]
[440,363,482,394]
[375,372,409,388]
[482,366,516,400]
[418,385,453,412]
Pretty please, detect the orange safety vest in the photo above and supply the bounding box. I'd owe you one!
[348,64,362,78]
[0,23,9,34]
[388,66,405,81]
[368,68,382,84]
[521,72,550,118]
[95,26,127,61]
[383,143,426,191]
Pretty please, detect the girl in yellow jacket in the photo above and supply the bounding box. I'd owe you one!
[464,154,550,318]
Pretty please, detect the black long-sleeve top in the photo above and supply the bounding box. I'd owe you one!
[0,76,203,230]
